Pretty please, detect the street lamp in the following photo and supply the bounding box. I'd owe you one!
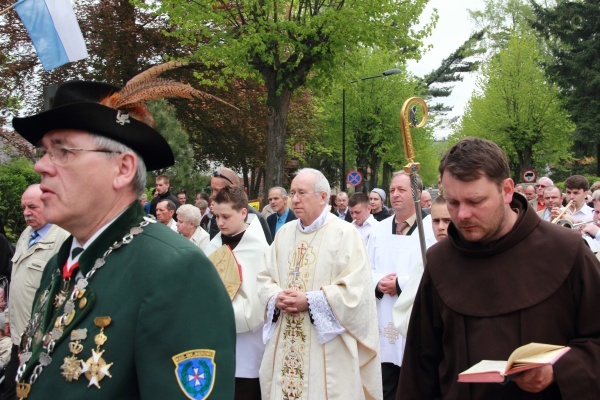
[342,68,402,191]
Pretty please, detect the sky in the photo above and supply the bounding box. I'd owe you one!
[407,0,486,139]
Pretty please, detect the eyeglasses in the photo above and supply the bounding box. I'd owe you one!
[289,190,317,198]
[212,171,234,185]
[34,146,122,166]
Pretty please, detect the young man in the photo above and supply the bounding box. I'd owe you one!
[398,137,600,399]
[349,192,378,245]
[204,186,269,400]
[564,175,593,223]
[149,174,179,217]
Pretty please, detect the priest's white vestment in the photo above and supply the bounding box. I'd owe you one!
[257,213,382,400]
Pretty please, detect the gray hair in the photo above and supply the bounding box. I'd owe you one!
[295,168,331,197]
[91,134,147,196]
[592,190,600,202]
[176,204,202,226]
[195,199,208,209]
[269,186,288,198]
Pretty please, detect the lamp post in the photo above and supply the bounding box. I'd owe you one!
[341,68,402,191]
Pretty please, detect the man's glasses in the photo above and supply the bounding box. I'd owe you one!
[212,171,235,185]
[34,146,121,166]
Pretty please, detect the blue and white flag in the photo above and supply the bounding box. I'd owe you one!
[13,0,88,71]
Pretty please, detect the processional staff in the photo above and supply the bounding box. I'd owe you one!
[400,97,428,267]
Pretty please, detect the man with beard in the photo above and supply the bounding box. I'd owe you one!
[398,137,600,399]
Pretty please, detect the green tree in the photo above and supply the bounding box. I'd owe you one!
[148,99,209,196]
[531,0,600,175]
[156,0,435,188]
[312,49,439,190]
[453,29,573,179]
[0,157,39,240]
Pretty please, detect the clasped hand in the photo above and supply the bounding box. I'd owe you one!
[378,273,398,296]
[275,290,309,314]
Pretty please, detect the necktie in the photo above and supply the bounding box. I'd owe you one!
[396,220,409,235]
[71,247,84,259]
[63,247,84,280]
[28,230,39,248]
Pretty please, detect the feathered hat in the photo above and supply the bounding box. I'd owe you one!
[13,62,231,171]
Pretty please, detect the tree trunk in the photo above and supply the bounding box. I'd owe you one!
[264,82,293,189]
[597,143,600,177]
[382,162,393,206]
[369,154,381,190]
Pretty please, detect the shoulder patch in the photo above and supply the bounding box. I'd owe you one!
[172,350,216,400]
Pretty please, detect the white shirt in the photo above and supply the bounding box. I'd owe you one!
[572,203,593,223]
[352,214,378,245]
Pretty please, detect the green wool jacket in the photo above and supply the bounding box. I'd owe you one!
[18,202,235,399]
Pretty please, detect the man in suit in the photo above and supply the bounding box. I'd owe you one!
[266,186,296,238]
[0,184,69,400]
[11,78,235,399]
[331,191,353,222]
[538,186,563,221]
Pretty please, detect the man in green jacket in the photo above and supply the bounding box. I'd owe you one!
[11,77,235,399]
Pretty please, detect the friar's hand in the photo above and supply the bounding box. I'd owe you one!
[513,365,554,393]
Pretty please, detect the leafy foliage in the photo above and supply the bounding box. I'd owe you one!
[156,0,436,188]
[452,28,573,179]
[148,99,211,196]
[312,49,439,189]
[531,0,600,175]
[0,157,39,240]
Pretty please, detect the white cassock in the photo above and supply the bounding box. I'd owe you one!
[204,214,268,378]
[367,214,434,367]
[258,210,382,400]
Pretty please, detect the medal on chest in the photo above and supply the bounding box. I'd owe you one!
[81,316,113,388]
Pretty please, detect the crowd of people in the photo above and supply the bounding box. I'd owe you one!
[1,75,599,400]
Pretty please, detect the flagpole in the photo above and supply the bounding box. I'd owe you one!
[0,4,14,15]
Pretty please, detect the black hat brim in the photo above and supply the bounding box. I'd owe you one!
[13,101,174,171]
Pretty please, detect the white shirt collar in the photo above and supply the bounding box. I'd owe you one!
[297,206,329,233]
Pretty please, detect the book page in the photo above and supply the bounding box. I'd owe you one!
[506,343,565,367]
[460,360,507,375]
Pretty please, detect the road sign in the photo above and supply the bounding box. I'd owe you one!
[522,169,537,183]
[346,170,363,187]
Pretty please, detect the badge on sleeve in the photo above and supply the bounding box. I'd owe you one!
[172,350,216,400]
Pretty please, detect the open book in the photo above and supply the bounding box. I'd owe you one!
[458,343,570,383]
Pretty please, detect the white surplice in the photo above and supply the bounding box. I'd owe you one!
[367,214,434,366]
[204,214,269,378]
